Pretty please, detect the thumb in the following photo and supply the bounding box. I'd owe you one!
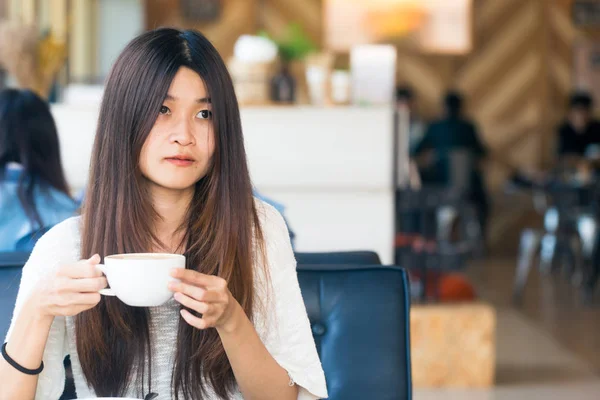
[86,254,101,264]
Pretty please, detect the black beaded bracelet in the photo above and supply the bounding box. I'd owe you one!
[1,342,44,375]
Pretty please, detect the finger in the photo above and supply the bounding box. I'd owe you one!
[58,301,101,317]
[62,277,108,293]
[168,281,205,300]
[194,290,227,304]
[170,269,225,289]
[55,292,101,307]
[180,309,209,329]
[173,293,210,314]
[168,283,226,303]
[72,292,102,305]
[58,256,102,278]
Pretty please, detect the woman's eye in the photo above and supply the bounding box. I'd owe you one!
[159,105,171,115]
[196,110,212,120]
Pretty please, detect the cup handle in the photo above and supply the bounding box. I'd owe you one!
[99,288,116,296]
[95,264,116,296]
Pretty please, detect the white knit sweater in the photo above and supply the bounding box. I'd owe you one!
[6,200,327,399]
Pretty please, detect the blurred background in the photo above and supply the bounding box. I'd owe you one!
[2,0,600,399]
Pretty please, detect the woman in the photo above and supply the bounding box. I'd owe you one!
[1,28,327,399]
[0,89,78,251]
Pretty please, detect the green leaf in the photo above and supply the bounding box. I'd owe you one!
[264,23,318,61]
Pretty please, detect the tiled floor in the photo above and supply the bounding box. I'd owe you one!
[415,382,600,400]
[414,257,600,399]
[469,258,600,373]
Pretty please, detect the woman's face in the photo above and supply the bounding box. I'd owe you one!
[140,67,215,193]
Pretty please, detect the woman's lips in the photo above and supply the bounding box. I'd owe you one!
[165,157,195,166]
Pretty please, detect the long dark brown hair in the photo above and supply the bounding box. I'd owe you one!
[0,89,72,227]
[75,28,264,399]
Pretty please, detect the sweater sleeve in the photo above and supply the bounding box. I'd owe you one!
[5,217,81,400]
[253,200,328,399]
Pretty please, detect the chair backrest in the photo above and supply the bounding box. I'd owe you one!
[0,251,29,340]
[15,226,52,252]
[295,251,381,266]
[297,264,412,400]
[446,149,474,193]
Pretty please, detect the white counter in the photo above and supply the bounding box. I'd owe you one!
[51,105,395,263]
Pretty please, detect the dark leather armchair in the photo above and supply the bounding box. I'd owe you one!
[297,264,412,400]
[295,251,381,266]
[0,251,29,340]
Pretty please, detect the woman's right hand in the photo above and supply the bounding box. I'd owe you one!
[27,254,107,318]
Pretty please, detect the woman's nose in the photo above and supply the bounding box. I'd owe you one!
[169,118,194,146]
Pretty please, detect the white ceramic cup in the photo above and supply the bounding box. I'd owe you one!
[79,398,141,400]
[97,253,185,307]
[331,70,350,104]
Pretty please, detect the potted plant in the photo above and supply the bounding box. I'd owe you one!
[260,23,317,104]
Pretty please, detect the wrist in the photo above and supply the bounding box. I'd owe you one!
[4,298,55,371]
[23,296,54,327]
[217,300,246,336]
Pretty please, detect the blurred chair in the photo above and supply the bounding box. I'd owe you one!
[439,149,485,255]
[513,185,596,303]
[295,251,381,266]
[513,229,543,303]
[403,149,483,258]
[538,207,585,278]
[446,149,473,193]
[297,264,412,400]
[14,226,52,252]
[395,187,469,301]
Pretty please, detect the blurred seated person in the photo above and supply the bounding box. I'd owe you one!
[557,91,600,171]
[412,91,490,236]
[252,190,296,248]
[506,93,600,190]
[0,89,78,251]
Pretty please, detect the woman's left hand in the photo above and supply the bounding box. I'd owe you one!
[168,269,241,333]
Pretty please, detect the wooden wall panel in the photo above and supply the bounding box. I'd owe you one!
[144,0,580,158]
[390,0,583,245]
[145,0,258,61]
[144,0,584,246]
[144,0,321,61]
[261,0,322,45]
[396,0,547,186]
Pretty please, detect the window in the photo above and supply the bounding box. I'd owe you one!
[325,0,472,54]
